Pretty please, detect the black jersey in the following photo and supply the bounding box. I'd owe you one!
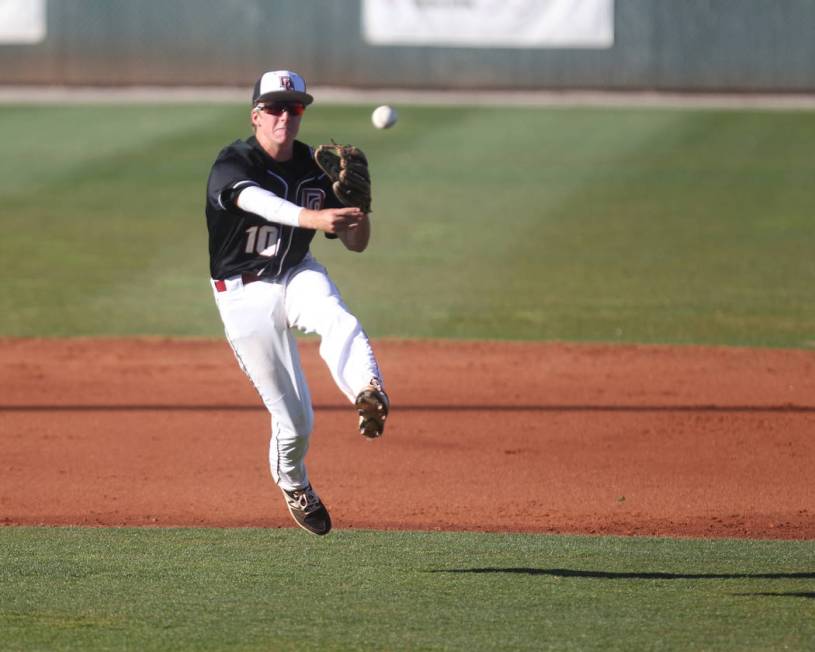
[205,136,341,280]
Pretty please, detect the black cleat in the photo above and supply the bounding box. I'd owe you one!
[282,484,332,536]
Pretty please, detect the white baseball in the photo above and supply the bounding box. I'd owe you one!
[371,105,398,129]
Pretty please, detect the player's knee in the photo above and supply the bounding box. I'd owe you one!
[326,309,361,340]
[289,405,314,436]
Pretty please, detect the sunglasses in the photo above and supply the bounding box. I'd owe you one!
[255,102,306,117]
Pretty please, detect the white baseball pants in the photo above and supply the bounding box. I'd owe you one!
[212,254,382,491]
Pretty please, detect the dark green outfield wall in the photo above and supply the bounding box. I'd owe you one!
[1,0,814,91]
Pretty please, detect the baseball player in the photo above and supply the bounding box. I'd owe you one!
[204,70,389,536]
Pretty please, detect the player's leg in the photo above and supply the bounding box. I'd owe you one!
[284,255,389,437]
[212,278,331,534]
[212,280,313,489]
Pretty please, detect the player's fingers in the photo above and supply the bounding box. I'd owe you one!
[319,210,360,233]
[334,206,364,217]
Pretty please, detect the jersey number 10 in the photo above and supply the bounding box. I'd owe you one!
[245,225,279,257]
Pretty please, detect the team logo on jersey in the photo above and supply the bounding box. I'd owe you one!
[302,188,325,210]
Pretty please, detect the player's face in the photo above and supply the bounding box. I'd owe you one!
[252,102,304,152]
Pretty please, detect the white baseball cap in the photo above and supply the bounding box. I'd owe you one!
[252,70,313,106]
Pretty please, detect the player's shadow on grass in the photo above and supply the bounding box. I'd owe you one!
[734,591,815,599]
[432,568,815,582]
[432,569,815,600]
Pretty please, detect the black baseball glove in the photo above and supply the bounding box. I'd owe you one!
[314,141,372,213]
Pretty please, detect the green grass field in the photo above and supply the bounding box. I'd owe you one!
[1,103,813,345]
[2,528,813,651]
[2,102,814,650]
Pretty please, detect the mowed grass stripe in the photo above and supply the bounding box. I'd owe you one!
[525,109,815,345]
[1,105,232,336]
[1,528,813,651]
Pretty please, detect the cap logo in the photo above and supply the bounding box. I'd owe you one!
[254,70,312,106]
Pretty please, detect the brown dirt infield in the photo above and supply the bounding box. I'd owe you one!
[1,338,813,539]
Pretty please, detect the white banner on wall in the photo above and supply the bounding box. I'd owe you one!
[363,0,614,49]
[0,0,46,44]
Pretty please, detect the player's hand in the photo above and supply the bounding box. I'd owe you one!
[299,207,365,234]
